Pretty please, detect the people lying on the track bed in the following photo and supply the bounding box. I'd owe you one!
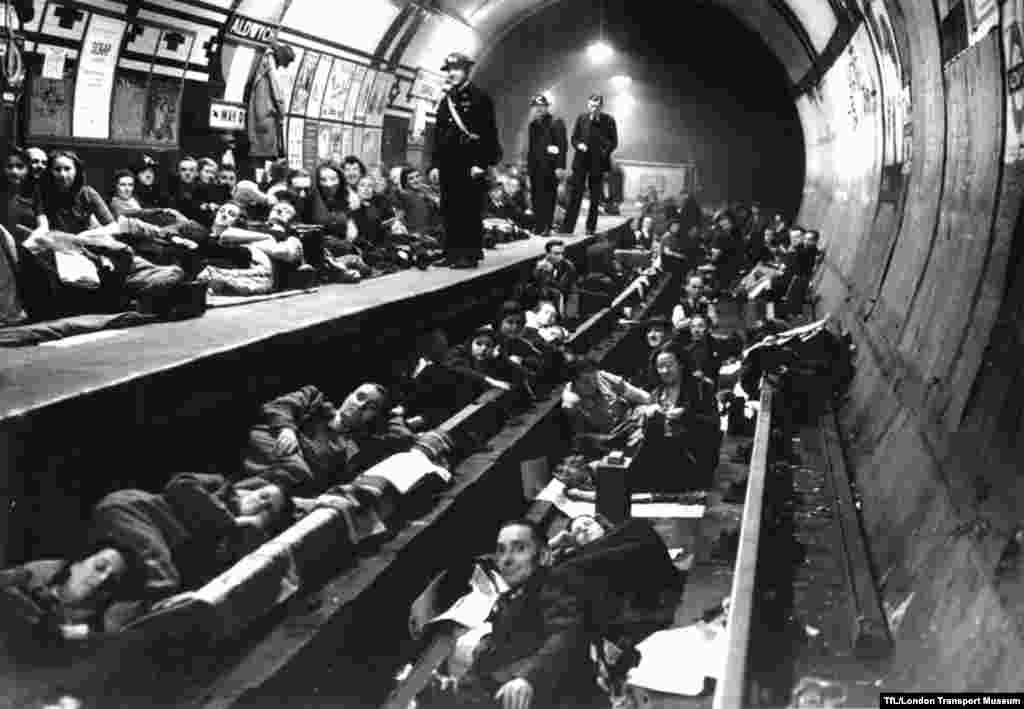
[0,472,293,638]
[425,518,600,709]
[495,300,546,386]
[241,382,414,497]
[521,298,571,389]
[528,239,577,310]
[445,326,530,401]
[671,271,718,332]
[561,356,652,457]
[397,329,473,429]
[413,516,682,709]
[631,346,720,493]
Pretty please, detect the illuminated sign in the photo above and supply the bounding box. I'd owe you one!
[210,101,247,130]
[226,14,276,44]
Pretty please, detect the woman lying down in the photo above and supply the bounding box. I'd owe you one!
[0,472,293,644]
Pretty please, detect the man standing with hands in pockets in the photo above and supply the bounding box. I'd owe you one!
[560,94,618,236]
[526,95,568,237]
[432,52,502,269]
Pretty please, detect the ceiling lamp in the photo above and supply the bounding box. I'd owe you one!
[587,40,614,64]
[610,74,632,90]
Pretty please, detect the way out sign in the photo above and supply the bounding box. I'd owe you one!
[210,102,247,130]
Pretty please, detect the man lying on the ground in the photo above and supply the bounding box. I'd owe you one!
[241,382,414,497]
[0,472,292,638]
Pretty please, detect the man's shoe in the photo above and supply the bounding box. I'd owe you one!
[449,259,479,269]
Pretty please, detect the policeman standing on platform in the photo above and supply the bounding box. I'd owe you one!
[560,93,618,236]
[432,52,502,269]
[526,95,568,237]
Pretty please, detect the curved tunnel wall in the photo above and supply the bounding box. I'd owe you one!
[795,0,1024,691]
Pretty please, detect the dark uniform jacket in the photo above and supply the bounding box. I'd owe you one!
[461,567,593,706]
[570,112,618,173]
[527,114,568,174]
[432,82,502,170]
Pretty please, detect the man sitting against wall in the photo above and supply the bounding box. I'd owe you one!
[561,357,652,457]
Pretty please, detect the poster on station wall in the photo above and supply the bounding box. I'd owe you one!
[353,67,377,123]
[351,125,364,162]
[321,59,356,122]
[360,127,382,166]
[73,15,127,138]
[343,64,368,123]
[287,116,305,169]
[28,52,74,138]
[340,124,354,159]
[1003,0,1024,163]
[111,70,149,142]
[276,45,305,115]
[142,74,181,144]
[305,53,333,119]
[290,50,319,116]
[302,119,319,170]
[365,71,394,126]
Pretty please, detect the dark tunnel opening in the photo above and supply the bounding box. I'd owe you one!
[475,0,806,217]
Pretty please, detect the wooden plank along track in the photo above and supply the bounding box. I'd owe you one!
[713,381,774,709]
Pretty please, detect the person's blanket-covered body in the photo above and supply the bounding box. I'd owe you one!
[405,519,682,705]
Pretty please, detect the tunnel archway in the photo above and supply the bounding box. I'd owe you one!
[472,0,806,216]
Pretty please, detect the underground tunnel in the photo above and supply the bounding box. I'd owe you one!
[0,0,1022,705]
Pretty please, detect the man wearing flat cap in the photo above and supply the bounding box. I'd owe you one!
[526,95,568,237]
[561,94,618,236]
[432,52,502,269]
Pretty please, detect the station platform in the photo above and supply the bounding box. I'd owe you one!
[0,215,629,565]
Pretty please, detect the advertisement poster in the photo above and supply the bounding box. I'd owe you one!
[305,53,333,118]
[1005,0,1024,163]
[287,116,305,169]
[321,59,356,122]
[290,51,319,116]
[361,127,382,166]
[29,59,73,137]
[353,67,377,123]
[276,44,304,115]
[155,28,194,69]
[340,124,354,159]
[143,75,181,144]
[343,64,368,123]
[111,70,148,141]
[302,119,319,170]
[73,15,127,138]
[365,71,393,126]
[351,126,364,161]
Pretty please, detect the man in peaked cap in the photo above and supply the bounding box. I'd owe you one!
[431,52,502,269]
[560,93,618,236]
[526,94,568,237]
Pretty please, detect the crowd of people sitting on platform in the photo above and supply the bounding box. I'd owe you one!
[0,147,568,331]
[0,189,840,709]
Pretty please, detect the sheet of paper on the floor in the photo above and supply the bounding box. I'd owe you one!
[628,622,727,696]
[40,330,125,347]
[631,503,706,519]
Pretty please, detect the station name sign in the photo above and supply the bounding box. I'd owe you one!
[225,14,276,45]
[209,101,247,130]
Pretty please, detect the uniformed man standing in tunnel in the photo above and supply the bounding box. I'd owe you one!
[433,53,502,269]
[560,93,618,236]
[526,95,568,237]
